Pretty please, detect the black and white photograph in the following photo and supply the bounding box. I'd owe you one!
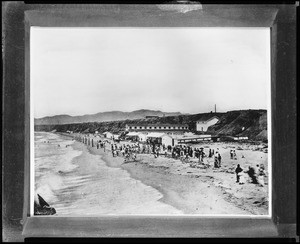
[3,2,298,241]
[31,27,271,216]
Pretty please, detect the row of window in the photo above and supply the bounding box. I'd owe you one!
[129,126,188,130]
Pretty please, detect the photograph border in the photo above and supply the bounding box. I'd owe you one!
[2,2,297,241]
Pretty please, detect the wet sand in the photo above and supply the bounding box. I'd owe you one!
[70,134,269,215]
[69,142,183,215]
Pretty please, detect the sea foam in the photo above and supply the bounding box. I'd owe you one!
[34,132,183,215]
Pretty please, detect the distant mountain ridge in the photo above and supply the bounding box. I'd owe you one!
[35,109,268,141]
[34,109,183,125]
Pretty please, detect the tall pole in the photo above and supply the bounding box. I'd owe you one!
[215,104,216,113]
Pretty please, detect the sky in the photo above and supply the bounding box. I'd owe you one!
[31,27,270,118]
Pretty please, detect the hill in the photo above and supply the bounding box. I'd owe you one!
[35,109,268,141]
[34,109,183,125]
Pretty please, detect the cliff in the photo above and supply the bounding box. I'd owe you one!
[35,109,268,141]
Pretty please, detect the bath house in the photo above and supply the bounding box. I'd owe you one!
[196,116,219,132]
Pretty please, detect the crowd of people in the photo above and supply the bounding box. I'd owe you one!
[235,163,266,186]
[75,134,266,187]
[79,135,225,166]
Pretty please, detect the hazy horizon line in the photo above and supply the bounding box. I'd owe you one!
[34,108,267,119]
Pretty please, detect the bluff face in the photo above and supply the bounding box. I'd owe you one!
[35,109,267,141]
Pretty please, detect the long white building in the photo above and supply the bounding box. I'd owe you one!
[125,123,189,133]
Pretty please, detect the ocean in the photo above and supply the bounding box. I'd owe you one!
[34,132,182,215]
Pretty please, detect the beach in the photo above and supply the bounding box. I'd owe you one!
[34,132,182,215]
[34,132,269,216]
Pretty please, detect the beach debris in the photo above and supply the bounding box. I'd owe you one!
[34,194,56,215]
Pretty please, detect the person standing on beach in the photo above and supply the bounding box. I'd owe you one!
[214,151,219,168]
[233,150,237,160]
[246,166,258,184]
[180,148,184,158]
[230,150,233,159]
[218,153,222,167]
[201,149,205,162]
[194,149,198,159]
[239,171,246,184]
[257,165,266,186]
[193,148,196,158]
[235,164,243,183]
[254,164,260,178]
[189,147,193,158]
[197,149,201,163]
[199,149,202,162]
[172,148,175,158]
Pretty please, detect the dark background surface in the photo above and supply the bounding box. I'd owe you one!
[2,2,297,241]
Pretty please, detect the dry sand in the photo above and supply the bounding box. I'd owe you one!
[70,134,269,216]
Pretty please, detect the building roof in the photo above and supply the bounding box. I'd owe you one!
[138,133,148,137]
[146,132,166,138]
[126,132,140,136]
[126,123,189,128]
[175,135,212,140]
[196,116,219,123]
[171,134,185,139]
[184,132,195,136]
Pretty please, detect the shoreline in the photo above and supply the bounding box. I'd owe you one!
[69,137,183,215]
[81,138,266,215]
[49,132,269,215]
